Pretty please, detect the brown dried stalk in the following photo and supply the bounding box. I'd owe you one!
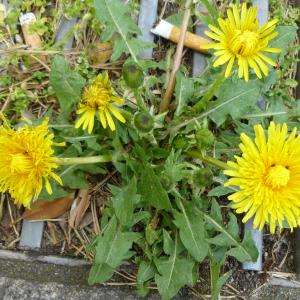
[159,0,193,113]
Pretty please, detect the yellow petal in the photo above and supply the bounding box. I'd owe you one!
[204,30,224,41]
[217,18,228,33]
[254,56,269,76]
[233,5,241,29]
[238,59,244,78]
[214,50,227,56]
[45,178,52,195]
[248,58,262,79]
[88,113,95,134]
[243,59,249,82]
[109,105,126,123]
[227,8,236,28]
[258,52,277,67]
[99,110,107,129]
[262,47,281,53]
[51,172,63,186]
[75,115,86,129]
[259,25,277,39]
[213,53,232,67]
[105,109,115,131]
[258,19,279,34]
[225,56,235,78]
[263,31,279,42]
[208,24,225,37]
[241,3,247,24]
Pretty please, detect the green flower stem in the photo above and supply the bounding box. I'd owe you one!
[133,89,147,111]
[193,69,225,113]
[57,155,112,166]
[187,150,229,170]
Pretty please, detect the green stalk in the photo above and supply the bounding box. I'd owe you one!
[57,155,112,166]
[187,150,228,170]
[134,89,147,111]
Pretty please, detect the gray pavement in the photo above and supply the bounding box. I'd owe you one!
[1,253,300,299]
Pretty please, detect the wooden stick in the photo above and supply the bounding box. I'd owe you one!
[159,0,193,113]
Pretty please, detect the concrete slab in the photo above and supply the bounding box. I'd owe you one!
[0,277,156,300]
[250,285,300,300]
[0,253,195,299]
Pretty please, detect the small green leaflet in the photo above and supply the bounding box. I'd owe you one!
[154,234,195,300]
[61,168,89,190]
[175,73,194,117]
[271,25,298,54]
[139,164,172,210]
[88,216,140,285]
[173,200,209,262]
[93,0,153,62]
[136,260,156,296]
[200,203,258,262]
[110,177,140,226]
[209,78,261,126]
[227,231,259,262]
[164,150,188,184]
[88,263,114,285]
[137,260,156,285]
[49,55,86,118]
[208,186,233,197]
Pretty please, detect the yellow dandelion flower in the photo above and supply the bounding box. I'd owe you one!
[201,4,281,81]
[224,122,300,234]
[0,117,62,208]
[75,72,126,133]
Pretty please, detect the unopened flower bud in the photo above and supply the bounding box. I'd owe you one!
[195,128,214,150]
[134,112,154,133]
[122,62,144,89]
[193,168,213,187]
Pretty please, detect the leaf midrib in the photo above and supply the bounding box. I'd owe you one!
[103,0,138,63]
[199,209,252,261]
[178,201,202,259]
[166,234,177,290]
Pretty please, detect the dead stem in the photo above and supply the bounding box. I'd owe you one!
[7,199,19,237]
[29,54,51,71]
[159,0,193,112]
[0,193,5,222]
[6,237,20,248]
[114,270,136,282]
[91,198,100,235]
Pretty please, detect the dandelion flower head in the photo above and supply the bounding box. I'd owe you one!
[0,117,62,208]
[75,72,126,133]
[202,4,281,81]
[224,122,300,233]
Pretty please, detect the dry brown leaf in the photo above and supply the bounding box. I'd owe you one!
[69,189,91,229]
[78,211,94,229]
[22,196,73,220]
[88,42,113,64]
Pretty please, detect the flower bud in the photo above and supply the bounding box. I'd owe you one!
[193,168,213,187]
[195,128,214,150]
[134,112,154,133]
[122,62,144,89]
[173,135,188,151]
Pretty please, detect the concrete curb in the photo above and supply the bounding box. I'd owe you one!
[0,250,195,299]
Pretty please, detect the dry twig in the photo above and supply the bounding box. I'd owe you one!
[159,0,193,112]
